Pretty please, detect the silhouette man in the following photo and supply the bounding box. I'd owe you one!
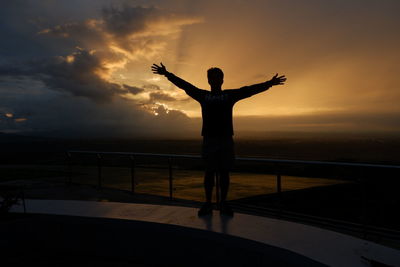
[152,63,286,216]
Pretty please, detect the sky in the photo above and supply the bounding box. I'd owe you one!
[0,0,400,138]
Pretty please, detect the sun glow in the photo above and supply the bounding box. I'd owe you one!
[152,102,170,116]
[65,55,75,63]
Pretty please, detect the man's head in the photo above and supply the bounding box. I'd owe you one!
[207,67,224,90]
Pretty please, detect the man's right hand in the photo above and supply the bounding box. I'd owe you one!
[268,73,286,86]
[151,63,168,76]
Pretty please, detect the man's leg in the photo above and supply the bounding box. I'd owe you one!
[204,170,215,203]
[219,170,230,203]
[198,170,214,216]
[219,170,234,216]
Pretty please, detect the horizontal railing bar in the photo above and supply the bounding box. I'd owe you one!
[67,150,400,169]
[69,150,200,159]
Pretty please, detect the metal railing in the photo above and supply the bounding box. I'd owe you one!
[66,150,400,199]
[65,150,400,242]
[67,151,205,200]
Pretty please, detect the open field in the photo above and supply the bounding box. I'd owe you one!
[0,164,345,202]
[1,132,400,165]
[73,166,346,202]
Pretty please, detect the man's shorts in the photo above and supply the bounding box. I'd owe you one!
[202,136,235,171]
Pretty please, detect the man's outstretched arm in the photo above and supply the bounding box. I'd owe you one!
[230,73,287,101]
[151,63,202,98]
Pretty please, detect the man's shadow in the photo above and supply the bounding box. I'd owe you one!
[199,211,233,234]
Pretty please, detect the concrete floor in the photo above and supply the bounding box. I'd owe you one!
[10,199,400,267]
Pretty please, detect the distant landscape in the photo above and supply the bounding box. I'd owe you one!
[1,131,399,164]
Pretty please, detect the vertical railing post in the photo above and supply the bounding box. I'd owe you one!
[276,164,282,214]
[277,171,282,197]
[66,152,72,185]
[360,174,368,238]
[168,157,173,200]
[130,155,135,194]
[97,153,102,189]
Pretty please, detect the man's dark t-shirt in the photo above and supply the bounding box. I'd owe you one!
[166,72,271,137]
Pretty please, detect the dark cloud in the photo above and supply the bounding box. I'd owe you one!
[38,20,107,51]
[142,84,161,90]
[0,84,193,138]
[38,4,201,57]
[0,3,201,104]
[123,84,144,95]
[0,48,125,102]
[0,3,201,137]
[100,5,201,53]
[102,5,159,37]
[149,91,177,102]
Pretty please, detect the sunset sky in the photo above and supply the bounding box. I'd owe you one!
[1,0,400,137]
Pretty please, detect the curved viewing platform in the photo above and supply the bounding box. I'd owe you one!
[2,149,400,266]
[7,199,400,267]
